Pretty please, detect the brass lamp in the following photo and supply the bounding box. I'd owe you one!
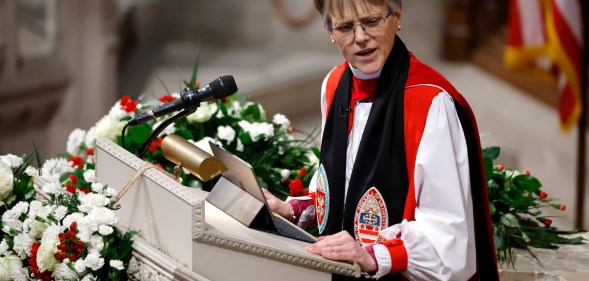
[161,135,227,182]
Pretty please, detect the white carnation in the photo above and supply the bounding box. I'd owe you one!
[83,249,104,271]
[41,179,66,195]
[79,194,109,212]
[98,225,114,236]
[88,235,104,251]
[0,168,14,202]
[236,139,244,152]
[81,273,97,281]
[86,208,118,231]
[109,259,125,270]
[187,102,217,123]
[66,129,86,156]
[0,240,9,256]
[217,126,236,143]
[272,114,291,129]
[248,122,274,141]
[41,158,75,180]
[83,169,96,183]
[85,127,97,150]
[53,260,79,279]
[237,120,251,131]
[12,233,33,259]
[54,206,68,221]
[94,115,125,142]
[108,101,128,120]
[103,186,118,198]
[0,154,22,169]
[74,259,87,273]
[280,169,291,179]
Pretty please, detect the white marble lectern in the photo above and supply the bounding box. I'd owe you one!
[95,137,360,281]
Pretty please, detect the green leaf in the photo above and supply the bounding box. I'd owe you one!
[482,146,501,160]
[484,157,494,181]
[513,175,542,192]
[188,43,201,88]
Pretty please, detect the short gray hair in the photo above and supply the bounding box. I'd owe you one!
[314,0,402,30]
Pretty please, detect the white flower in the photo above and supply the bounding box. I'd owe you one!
[152,120,176,137]
[74,259,87,273]
[79,194,109,212]
[272,114,291,129]
[103,186,118,198]
[243,102,267,120]
[66,129,87,156]
[0,154,22,169]
[24,166,39,177]
[280,169,291,180]
[36,225,62,272]
[94,115,125,142]
[98,225,113,236]
[238,120,251,132]
[28,205,54,239]
[83,169,96,183]
[12,233,33,259]
[54,206,68,221]
[85,127,97,150]
[248,122,274,141]
[86,208,118,232]
[83,249,104,271]
[8,260,27,281]
[27,201,42,220]
[229,101,242,116]
[0,168,14,202]
[108,101,129,120]
[88,234,104,251]
[109,259,125,270]
[41,179,66,195]
[236,139,244,152]
[53,260,79,279]
[0,255,21,281]
[192,137,216,155]
[1,202,28,234]
[0,240,9,256]
[63,213,92,242]
[216,109,225,118]
[217,126,236,143]
[306,150,319,167]
[41,158,75,180]
[187,102,217,123]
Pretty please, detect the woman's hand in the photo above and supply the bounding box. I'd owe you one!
[306,231,377,273]
[262,189,294,220]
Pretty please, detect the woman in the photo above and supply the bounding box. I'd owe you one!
[264,0,499,280]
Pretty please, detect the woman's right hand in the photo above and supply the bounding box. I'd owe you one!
[262,189,294,220]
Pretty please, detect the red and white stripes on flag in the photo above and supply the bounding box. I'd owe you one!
[505,0,584,132]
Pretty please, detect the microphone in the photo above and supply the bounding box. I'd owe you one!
[128,75,238,126]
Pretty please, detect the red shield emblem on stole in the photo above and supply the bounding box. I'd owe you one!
[315,164,329,234]
[354,187,388,246]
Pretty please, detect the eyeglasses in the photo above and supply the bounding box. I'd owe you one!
[329,8,393,38]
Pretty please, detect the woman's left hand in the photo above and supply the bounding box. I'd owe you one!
[306,231,377,273]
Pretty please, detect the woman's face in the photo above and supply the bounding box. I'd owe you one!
[328,2,401,74]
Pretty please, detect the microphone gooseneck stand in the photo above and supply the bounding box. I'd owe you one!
[135,108,196,159]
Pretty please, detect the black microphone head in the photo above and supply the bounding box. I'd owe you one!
[210,75,238,99]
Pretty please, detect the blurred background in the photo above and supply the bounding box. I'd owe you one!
[0,0,587,229]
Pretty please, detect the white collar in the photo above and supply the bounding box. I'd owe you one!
[349,64,382,80]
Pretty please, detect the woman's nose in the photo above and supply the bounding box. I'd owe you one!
[354,25,369,42]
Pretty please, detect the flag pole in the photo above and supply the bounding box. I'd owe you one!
[575,0,588,228]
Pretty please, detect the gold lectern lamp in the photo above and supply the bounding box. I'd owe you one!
[161,135,227,182]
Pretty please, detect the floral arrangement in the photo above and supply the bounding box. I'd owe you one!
[0,153,135,280]
[65,83,319,201]
[482,147,585,266]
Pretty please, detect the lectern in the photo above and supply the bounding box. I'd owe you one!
[95,137,360,281]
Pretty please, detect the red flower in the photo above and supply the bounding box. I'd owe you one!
[68,156,83,169]
[221,97,230,103]
[560,204,567,211]
[288,178,306,197]
[524,170,531,176]
[159,95,177,103]
[497,164,504,171]
[288,126,295,133]
[194,81,201,88]
[66,183,76,194]
[155,163,163,170]
[30,243,52,281]
[298,168,306,177]
[69,174,77,184]
[120,95,139,112]
[539,191,548,199]
[544,219,552,227]
[87,148,94,156]
[79,187,90,194]
[149,138,163,152]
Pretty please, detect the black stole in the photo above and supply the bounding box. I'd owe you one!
[320,36,410,281]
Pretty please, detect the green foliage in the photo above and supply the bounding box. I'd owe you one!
[482,146,585,267]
